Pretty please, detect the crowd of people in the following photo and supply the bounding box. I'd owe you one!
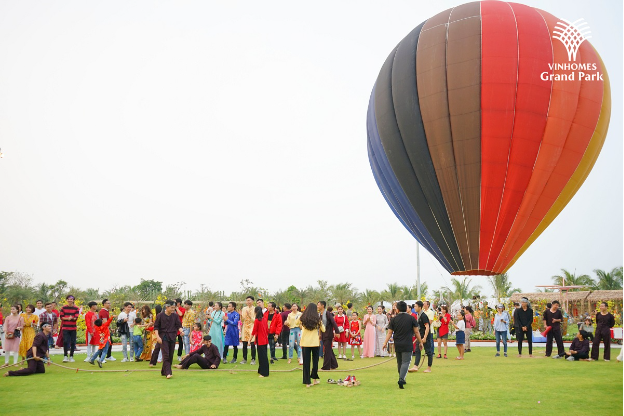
[1,295,621,386]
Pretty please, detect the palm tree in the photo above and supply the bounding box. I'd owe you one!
[442,277,482,304]
[362,289,381,307]
[593,267,623,290]
[551,269,595,290]
[330,282,357,306]
[487,273,522,301]
[381,283,401,301]
[292,286,314,308]
[399,282,429,299]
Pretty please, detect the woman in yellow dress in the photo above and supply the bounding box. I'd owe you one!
[18,304,39,360]
[139,305,154,361]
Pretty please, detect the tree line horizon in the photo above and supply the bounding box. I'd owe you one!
[0,267,621,311]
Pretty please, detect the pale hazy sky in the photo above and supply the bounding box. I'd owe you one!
[0,0,621,297]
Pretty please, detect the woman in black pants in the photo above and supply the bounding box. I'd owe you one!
[251,306,269,377]
[298,303,326,387]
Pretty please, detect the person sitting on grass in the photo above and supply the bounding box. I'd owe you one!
[174,335,221,370]
[4,322,51,377]
[89,314,115,368]
[565,330,591,361]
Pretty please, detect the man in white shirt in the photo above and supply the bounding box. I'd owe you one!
[423,301,436,352]
[117,302,135,362]
[34,300,45,317]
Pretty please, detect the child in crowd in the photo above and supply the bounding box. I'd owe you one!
[190,323,203,353]
[132,317,145,361]
[348,312,362,360]
[453,311,466,360]
[89,315,115,368]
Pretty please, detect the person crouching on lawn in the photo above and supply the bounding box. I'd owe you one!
[174,335,221,370]
[4,322,52,377]
[565,330,591,361]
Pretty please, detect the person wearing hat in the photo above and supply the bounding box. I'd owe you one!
[493,304,510,357]
[514,298,533,357]
[4,322,52,376]
[59,295,80,363]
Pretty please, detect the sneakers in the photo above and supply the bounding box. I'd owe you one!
[121,358,129,363]
[177,356,182,362]
[566,356,575,361]
[101,359,107,364]
[97,359,102,368]
[108,356,117,361]
[251,359,256,365]
[240,360,247,364]
[270,359,274,364]
[552,355,562,359]
[83,357,90,363]
[495,353,500,357]
[503,353,507,357]
[69,357,75,363]
[62,356,69,362]
[229,359,237,364]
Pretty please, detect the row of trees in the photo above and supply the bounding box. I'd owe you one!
[1,267,621,313]
[549,267,623,291]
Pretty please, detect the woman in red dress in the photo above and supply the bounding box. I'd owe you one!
[348,312,362,360]
[333,305,349,360]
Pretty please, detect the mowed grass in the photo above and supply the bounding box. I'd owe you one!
[0,346,621,415]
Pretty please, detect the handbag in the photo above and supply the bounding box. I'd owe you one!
[432,320,441,328]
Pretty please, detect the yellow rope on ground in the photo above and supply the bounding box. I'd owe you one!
[44,357,396,374]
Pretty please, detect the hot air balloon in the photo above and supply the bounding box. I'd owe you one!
[367,1,610,275]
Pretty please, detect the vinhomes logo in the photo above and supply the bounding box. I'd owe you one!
[553,18,591,61]
[540,17,603,82]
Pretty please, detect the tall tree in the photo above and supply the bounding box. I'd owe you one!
[133,279,163,300]
[400,282,429,299]
[441,277,482,304]
[593,267,623,290]
[382,283,401,301]
[362,289,381,307]
[551,269,594,290]
[330,282,357,306]
[487,273,522,301]
[292,286,314,308]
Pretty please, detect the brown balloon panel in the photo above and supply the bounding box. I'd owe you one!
[367,1,610,276]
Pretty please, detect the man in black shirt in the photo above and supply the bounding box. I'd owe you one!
[410,301,433,373]
[383,301,423,389]
[545,300,565,358]
[154,300,183,378]
[175,335,221,370]
[5,322,52,376]
[514,297,533,357]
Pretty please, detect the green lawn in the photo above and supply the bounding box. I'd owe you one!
[1,346,621,415]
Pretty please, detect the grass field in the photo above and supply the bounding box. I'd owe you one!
[1,346,621,415]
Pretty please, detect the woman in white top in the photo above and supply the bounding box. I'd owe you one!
[453,311,466,360]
